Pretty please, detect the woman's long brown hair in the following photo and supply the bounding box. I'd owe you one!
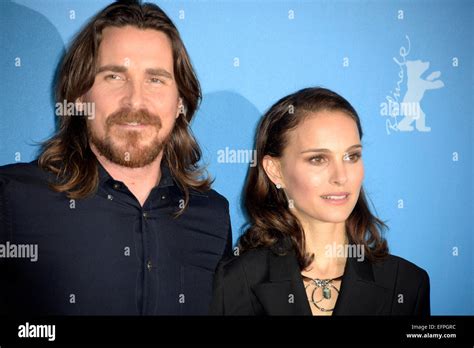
[239,87,389,269]
[38,1,210,211]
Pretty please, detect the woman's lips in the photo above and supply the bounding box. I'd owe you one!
[320,193,350,205]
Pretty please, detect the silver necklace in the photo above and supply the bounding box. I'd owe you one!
[302,274,343,312]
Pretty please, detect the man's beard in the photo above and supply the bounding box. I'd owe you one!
[88,107,170,168]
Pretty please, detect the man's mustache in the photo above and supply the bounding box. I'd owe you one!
[105,108,162,128]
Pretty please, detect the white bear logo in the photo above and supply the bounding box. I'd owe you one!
[397,60,444,132]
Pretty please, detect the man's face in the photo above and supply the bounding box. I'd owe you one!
[82,25,181,168]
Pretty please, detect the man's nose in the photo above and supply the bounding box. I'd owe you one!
[123,80,145,109]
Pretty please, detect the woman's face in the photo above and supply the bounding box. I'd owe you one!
[265,110,364,224]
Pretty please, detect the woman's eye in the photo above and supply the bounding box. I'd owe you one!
[309,156,326,165]
[346,153,362,162]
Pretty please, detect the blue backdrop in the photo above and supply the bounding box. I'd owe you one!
[0,0,472,315]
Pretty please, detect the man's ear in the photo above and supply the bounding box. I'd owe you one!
[176,97,185,118]
[262,155,285,188]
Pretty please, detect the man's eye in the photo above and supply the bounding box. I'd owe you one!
[105,74,123,81]
[149,77,163,84]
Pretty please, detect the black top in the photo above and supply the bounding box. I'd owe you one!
[210,243,430,315]
[0,160,232,315]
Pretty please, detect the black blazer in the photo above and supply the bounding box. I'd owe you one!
[210,245,430,315]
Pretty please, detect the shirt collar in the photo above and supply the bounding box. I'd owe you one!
[97,159,175,189]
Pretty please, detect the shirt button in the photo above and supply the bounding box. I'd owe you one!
[107,194,113,200]
[113,183,120,190]
[161,195,166,200]
[146,260,152,271]
[142,212,148,218]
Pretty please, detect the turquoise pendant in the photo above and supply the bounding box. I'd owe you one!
[323,286,331,300]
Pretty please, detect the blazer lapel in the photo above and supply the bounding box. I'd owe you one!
[251,250,312,316]
[332,255,391,315]
[251,245,392,316]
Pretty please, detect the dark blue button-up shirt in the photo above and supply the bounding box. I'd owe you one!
[0,160,232,315]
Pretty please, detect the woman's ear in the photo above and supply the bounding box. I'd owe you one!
[74,97,84,113]
[262,155,285,188]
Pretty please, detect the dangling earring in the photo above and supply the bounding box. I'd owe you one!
[276,183,282,189]
[178,98,186,116]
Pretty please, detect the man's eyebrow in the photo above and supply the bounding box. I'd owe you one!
[145,68,173,79]
[95,65,173,79]
[96,65,128,74]
[300,144,363,154]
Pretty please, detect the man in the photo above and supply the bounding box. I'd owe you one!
[0,0,232,315]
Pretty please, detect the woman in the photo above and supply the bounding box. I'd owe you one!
[210,87,430,315]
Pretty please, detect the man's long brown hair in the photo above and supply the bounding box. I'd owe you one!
[38,1,210,210]
[239,87,389,269]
